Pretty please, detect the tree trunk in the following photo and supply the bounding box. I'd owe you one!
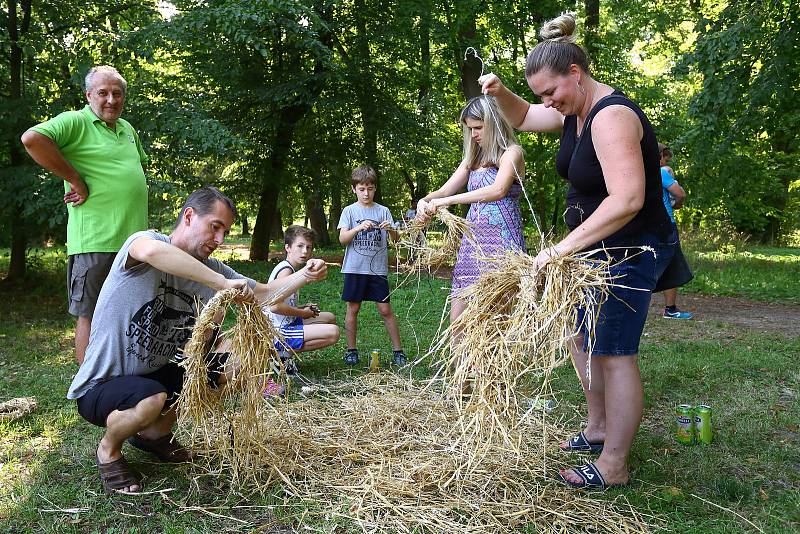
[250,0,333,260]
[762,137,794,243]
[353,0,382,202]
[240,210,250,236]
[5,0,33,282]
[457,19,482,101]
[329,182,342,234]
[584,0,600,62]
[307,191,330,246]
[250,179,281,261]
[271,208,284,241]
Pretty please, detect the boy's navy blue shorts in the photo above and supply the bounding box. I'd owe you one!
[341,273,390,303]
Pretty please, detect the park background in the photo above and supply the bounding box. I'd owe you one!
[1,0,799,532]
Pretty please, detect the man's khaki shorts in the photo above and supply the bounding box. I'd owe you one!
[67,252,115,317]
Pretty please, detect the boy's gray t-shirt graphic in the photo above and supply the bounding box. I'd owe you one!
[67,230,255,400]
[337,202,393,275]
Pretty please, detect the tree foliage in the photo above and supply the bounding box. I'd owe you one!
[679,0,800,241]
[3,0,799,280]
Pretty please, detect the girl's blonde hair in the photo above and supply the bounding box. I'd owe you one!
[460,95,518,169]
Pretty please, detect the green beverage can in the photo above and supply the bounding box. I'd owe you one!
[695,404,713,445]
[676,404,695,445]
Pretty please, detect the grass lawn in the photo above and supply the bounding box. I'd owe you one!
[0,245,798,532]
[683,247,800,304]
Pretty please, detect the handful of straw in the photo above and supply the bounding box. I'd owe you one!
[427,248,614,450]
[395,208,474,271]
[176,288,285,488]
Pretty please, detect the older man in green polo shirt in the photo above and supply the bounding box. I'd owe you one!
[21,65,148,365]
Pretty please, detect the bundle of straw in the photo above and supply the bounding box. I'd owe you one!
[176,288,286,488]
[425,248,614,451]
[395,209,474,272]
[0,396,37,422]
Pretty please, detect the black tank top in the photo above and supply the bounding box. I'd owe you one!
[556,91,670,246]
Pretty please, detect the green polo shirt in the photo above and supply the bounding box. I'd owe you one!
[31,105,149,255]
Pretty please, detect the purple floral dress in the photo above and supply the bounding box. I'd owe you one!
[451,166,525,294]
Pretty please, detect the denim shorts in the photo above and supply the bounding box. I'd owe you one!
[576,229,677,355]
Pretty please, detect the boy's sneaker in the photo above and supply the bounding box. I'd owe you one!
[272,351,298,377]
[343,349,359,366]
[281,352,299,377]
[392,350,407,366]
[663,307,693,319]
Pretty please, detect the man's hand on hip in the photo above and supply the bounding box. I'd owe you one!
[64,178,89,206]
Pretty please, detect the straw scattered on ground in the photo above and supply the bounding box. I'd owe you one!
[175,286,653,533]
[0,396,37,422]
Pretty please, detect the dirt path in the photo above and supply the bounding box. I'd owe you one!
[647,293,800,337]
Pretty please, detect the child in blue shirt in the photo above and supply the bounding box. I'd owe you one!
[659,144,693,319]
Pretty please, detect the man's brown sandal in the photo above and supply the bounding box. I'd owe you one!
[127,432,193,463]
[96,455,141,494]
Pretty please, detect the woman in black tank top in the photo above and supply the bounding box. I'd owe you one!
[479,13,676,491]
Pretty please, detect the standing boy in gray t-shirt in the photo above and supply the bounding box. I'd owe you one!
[337,165,406,367]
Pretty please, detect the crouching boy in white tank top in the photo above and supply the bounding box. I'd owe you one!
[263,225,340,378]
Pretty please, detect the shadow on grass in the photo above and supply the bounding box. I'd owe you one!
[2,252,799,532]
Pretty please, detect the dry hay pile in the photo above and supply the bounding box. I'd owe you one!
[395,209,474,272]
[0,396,37,422]
[425,248,614,450]
[176,288,287,488]
[176,286,652,533]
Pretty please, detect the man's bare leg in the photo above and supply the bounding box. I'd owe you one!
[97,392,168,492]
[75,316,91,365]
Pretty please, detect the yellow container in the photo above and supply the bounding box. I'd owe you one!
[369,349,380,373]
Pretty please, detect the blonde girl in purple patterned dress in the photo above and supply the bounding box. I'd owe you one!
[417,95,526,331]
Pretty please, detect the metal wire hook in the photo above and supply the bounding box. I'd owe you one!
[463,47,485,79]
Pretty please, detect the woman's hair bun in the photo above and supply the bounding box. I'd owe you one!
[539,13,577,44]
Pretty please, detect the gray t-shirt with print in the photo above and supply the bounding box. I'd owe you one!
[67,230,255,400]
[337,202,394,275]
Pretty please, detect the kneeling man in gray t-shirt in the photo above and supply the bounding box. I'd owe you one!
[67,186,327,494]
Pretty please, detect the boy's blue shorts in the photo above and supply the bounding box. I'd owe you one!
[275,316,305,351]
[341,273,390,303]
[576,228,677,356]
